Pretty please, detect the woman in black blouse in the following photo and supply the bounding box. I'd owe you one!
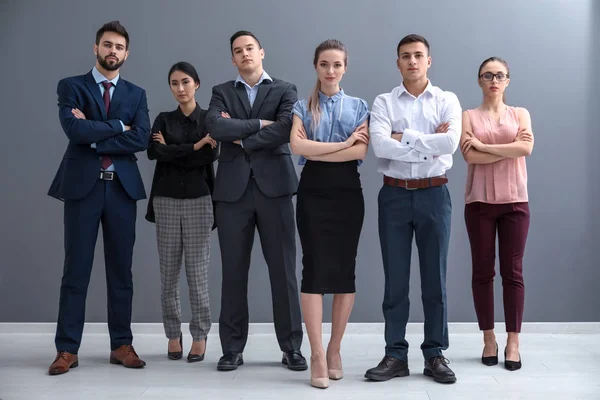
[146,62,217,362]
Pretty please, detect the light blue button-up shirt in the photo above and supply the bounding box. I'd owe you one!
[292,89,369,165]
[90,67,125,171]
[235,70,272,107]
[235,71,272,147]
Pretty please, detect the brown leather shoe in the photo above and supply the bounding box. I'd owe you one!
[109,345,146,368]
[48,351,78,375]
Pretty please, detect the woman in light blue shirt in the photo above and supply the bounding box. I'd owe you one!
[290,39,369,389]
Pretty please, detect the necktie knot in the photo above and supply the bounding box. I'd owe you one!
[102,80,113,90]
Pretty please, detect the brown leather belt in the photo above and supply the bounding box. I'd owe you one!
[383,175,448,190]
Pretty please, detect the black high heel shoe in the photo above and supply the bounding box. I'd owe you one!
[504,347,522,371]
[481,342,498,366]
[187,337,207,363]
[168,333,183,360]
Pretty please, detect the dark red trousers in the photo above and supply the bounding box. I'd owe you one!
[464,202,530,333]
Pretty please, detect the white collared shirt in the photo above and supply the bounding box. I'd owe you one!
[369,81,462,179]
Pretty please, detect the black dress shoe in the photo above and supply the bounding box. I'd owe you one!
[167,333,183,360]
[217,353,243,371]
[424,356,457,384]
[282,350,308,371]
[364,355,410,381]
[482,342,498,366]
[504,348,522,371]
[187,337,207,363]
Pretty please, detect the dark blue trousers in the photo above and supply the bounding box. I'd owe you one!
[378,184,451,361]
[55,179,137,353]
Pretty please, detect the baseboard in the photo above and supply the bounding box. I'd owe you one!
[1,322,599,335]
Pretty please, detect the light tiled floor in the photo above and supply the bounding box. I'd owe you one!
[1,332,599,399]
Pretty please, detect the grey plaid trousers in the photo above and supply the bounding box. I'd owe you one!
[153,195,213,341]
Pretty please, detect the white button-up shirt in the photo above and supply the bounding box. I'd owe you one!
[369,81,462,179]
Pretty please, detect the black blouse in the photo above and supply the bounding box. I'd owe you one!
[145,104,218,223]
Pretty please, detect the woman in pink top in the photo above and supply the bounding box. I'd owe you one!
[460,57,534,371]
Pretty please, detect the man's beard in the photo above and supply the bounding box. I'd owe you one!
[97,53,125,71]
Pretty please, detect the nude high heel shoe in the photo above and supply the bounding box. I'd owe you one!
[310,362,329,389]
[327,353,343,380]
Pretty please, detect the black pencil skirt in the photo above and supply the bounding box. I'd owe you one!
[296,161,365,294]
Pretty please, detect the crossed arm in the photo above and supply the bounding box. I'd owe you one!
[369,94,461,161]
[206,83,298,152]
[460,108,534,164]
[289,116,369,162]
[58,79,150,154]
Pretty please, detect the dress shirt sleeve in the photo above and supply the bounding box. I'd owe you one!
[369,95,426,162]
[404,92,462,156]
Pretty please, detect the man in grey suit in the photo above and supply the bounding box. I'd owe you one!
[206,30,306,372]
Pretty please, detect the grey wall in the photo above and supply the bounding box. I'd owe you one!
[1,0,598,324]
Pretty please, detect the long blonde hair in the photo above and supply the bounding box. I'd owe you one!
[308,39,348,133]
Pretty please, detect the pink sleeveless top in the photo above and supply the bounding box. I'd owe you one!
[465,107,528,204]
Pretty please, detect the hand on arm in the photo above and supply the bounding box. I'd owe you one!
[205,87,261,142]
[461,108,533,161]
[460,110,506,164]
[289,115,356,156]
[57,79,122,144]
[306,121,370,162]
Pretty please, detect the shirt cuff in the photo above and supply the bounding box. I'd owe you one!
[240,139,244,148]
[402,128,422,148]
[119,120,126,132]
[91,143,96,149]
[259,119,262,129]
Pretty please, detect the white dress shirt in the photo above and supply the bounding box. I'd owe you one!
[369,81,462,179]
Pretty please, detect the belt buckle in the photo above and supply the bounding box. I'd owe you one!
[100,171,114,181]
[404,180,418,190]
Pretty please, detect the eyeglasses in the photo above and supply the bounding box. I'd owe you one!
[479,72,509,82]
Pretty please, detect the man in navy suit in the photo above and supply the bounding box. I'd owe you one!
[47,21,150,375]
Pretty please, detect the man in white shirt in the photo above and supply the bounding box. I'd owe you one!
[364,34,461,384]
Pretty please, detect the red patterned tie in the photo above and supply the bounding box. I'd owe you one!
[101,80,113,169]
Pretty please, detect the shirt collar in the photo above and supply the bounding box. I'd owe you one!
[397,80,433,98]
[318,88,344,103]
[235,70,272,88]
[174,103,202,122]
[92,66,120,86]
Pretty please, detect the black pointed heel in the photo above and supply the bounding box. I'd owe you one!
[504,347,522,371]
[187,337,207,363]
[481,342,498,366]
[168,333,183,360]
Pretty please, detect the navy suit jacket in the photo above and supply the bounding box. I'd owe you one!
[48,71,150,201]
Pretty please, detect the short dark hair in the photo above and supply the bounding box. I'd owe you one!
[96,21,130,50]
[396,34,429,57]
[168,61,201,86]
[229,30,262,54]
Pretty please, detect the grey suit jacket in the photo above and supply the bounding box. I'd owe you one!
[206,78,299,202]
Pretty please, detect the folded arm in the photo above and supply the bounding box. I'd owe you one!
[482,108,534,158]
[57,79,123,144]
[460,110,506,164]
[95,91,150,155]
[290,115,349,156]
[205,86,261,142]
[307,121,369,162]
[400,93,462,156]
[369,96,426,162]
[241,83,298,152]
